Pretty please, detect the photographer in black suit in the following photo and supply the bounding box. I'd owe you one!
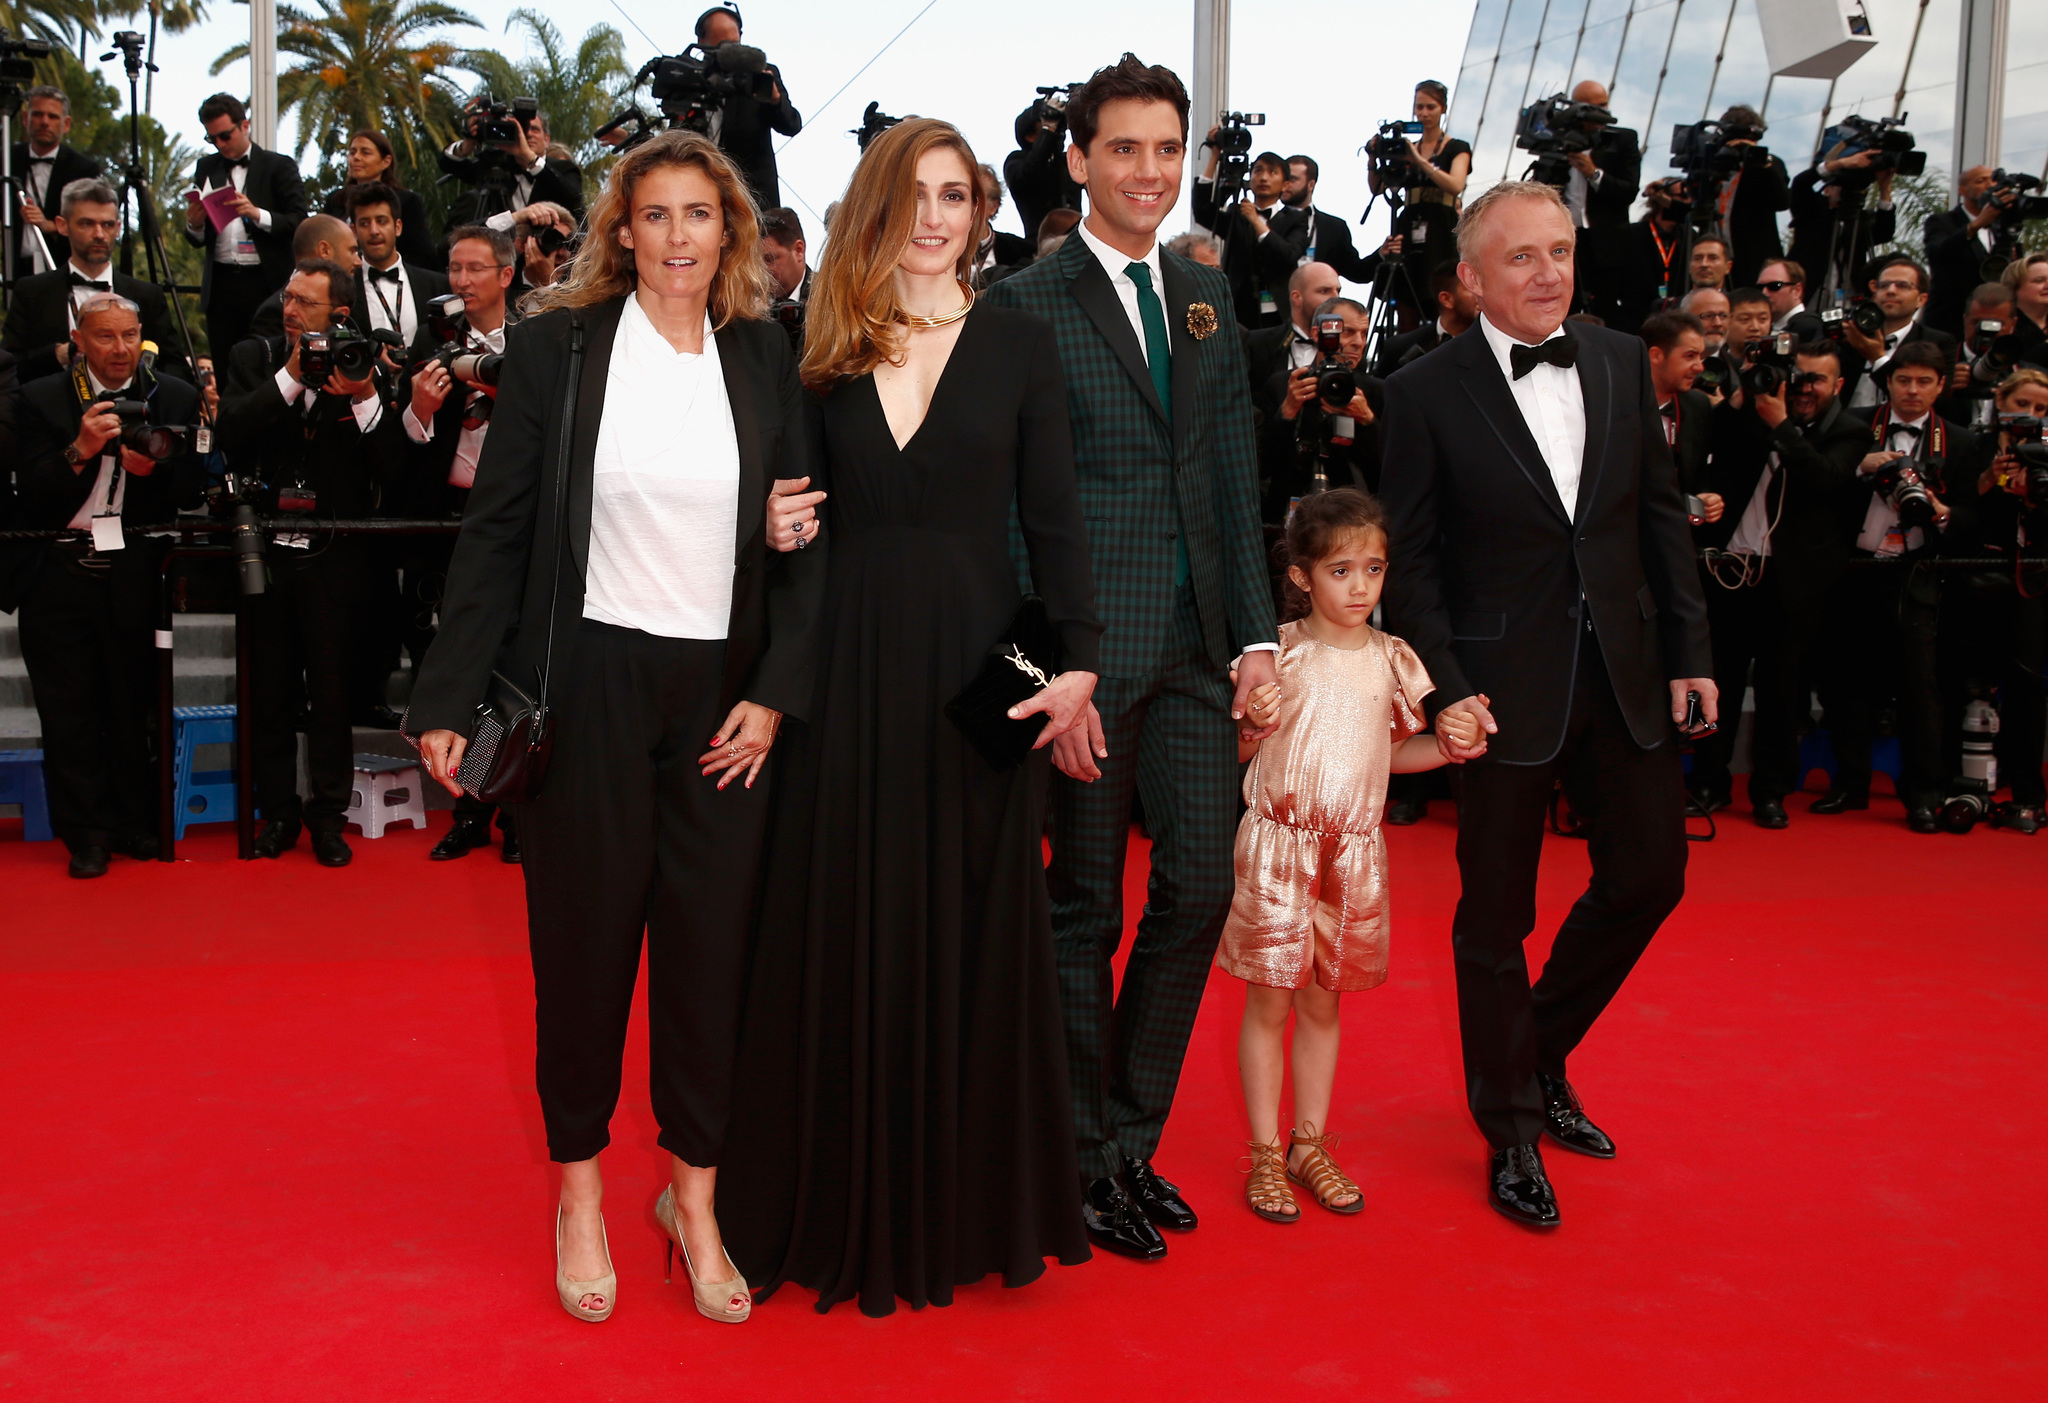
[397,223,521,861]
[1191,144,1294,327]
[1266,154,1379,285]
[1711,107,1791,287]
[1380,182,1712,1228]
[1924,167,2022,336]
[1836,255,1956,410]
[246,213,360,341]
[1756,258,1826,341]
[2,178,187,382]
[1375,260,1477,377]
[1786,153,1896,302]
[7,294,202,877]
[440,99,585,224]
[1259,295,1383,518]
[692,5,801,209]
[1692,342,1867,823]
[1606,178,1690,334]
[1642,311,1720,524]
[1242,260,1340,421]
[181,93,308,359]
[1554,81,1638,325]
[216,258,401,867]
[1005,95,1084,244]
[9,85,100,275]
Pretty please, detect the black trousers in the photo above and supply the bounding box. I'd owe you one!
[1820,559,1943,807]
[1939,577,2047,807]
[1690,566,1826,803]
[1451,636,1687,1150]
[203,263,273,360]
[519,620,769,1167]
[247,543,364,825]
[16,548,159,852]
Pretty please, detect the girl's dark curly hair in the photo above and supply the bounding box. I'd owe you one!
[1279,487,1391,622]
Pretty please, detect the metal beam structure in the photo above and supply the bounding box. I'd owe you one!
[249,0,277,151]
[1953,0,2008,175]
[1191,0,1229,230]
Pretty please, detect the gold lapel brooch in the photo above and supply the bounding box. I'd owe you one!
[1186,302,1218,340]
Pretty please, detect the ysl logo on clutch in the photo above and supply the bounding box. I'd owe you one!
[1004,645,1054,690]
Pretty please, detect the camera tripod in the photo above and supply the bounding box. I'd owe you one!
[0,60,62,290]
[1355,186,1427,373]
[100,32,196,376]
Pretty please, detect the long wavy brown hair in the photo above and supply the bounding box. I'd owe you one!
[800,118,988,390]
[531,129,771,329]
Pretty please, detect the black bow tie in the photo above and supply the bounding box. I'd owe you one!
[367,265,402,284]
[1509,333,1578,380]
[222,154,250,168]
[68,272,110,290]
[1659,400,1678,418]
[28,154,53,164]
[1888,421,1923,438]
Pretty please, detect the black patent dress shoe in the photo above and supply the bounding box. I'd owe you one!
[1993,802,2042,835]
[1488,1144,1560,1229]
[1752,798,1790,829]
[1537,1072,1616,1159]
[1907,805,1942,834]
[1081,1176,1168,1260]
[1383,799,1427,827]
[499,826,522,864]
[1688,787,1730,815]
[124,832,160,862]
[68,844,111,879]
[1809,789,1868,815]
[430,817,492,861]
[1122,1157,1198,1232]
[311,826,353,867]
[252,818,302,858]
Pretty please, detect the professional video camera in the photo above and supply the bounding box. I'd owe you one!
[1033,83,1081,127]
[852,100,903,153]
[1988,169,2048,225]
[1817,299,1884,340]
[634,42,774,134]
[1364,119,1424,195]
[462,93,539,151]
[1203,109,1266,207]
[1514,91,1616,188]
[1670,119,1771,231]
[1738,331,1799,397]
[1817,114,1926,189]
[1,26,55,80]
[298,317,403,389]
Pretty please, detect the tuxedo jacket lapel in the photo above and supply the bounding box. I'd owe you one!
[1061,237,1168,429]
[1159,252,1201,455]
[1572,339,1611,522]
[1454,326,1570,524]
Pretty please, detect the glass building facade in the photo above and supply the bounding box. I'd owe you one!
[1449,0,2046,203]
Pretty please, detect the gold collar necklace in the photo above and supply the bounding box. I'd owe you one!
[901,285,975,330]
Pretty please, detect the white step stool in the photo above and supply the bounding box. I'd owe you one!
[347,753,427,839]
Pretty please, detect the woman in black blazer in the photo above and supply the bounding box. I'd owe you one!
[322,129,440,269]
[407,131,825,1326]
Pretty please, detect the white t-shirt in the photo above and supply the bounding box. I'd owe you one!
[581,297,740,639]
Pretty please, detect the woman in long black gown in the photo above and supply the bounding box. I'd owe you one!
[720,118,1101,1317]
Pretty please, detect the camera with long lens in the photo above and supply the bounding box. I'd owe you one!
[1313,312,1356,410]
[1738,331,1799,398]
[1817,114,1926,190]
[1204,109,1266,207]
[297,317,402,389]
[852,100,903,153]
[1294,313,1359,485]
[1694,357,1731,396]
[1818,299,1884,341]
[1942,698,2001,833]
[95,395,194,462]
[415,293,505,410]
[1866,455,1938,531]
[1967,319,2027,389]
[635,42,774,133]
[1997,413,2048,500]
[1514,92,1616,188]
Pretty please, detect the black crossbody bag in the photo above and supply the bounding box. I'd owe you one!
[406,314,584,803]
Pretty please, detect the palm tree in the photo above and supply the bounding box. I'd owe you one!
[460,9,630,189]
[0,0,101,50]
[211,0,481,176]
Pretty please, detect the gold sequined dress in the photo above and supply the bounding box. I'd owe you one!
[1217,620,1434,992]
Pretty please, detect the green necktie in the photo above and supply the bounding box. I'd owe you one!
[1126,260,1188,586]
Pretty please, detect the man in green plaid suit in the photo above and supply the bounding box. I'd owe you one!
[987,54,1278,1261]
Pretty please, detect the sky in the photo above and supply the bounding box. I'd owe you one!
[137,0,1480,294]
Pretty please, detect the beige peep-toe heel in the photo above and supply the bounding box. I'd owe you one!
[654,1185,751,1324]
[555,1205,617,1322]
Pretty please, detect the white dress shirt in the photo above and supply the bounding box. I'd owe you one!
[359,258,420,345]
[20,144,59,265]
[1285,322,1317,372]
[1073,218,1280,656]
[1846,320,1921,410]
[404,322,506,487]
[66,369,133,533]
[206,156,271,266]
[64,259,116,330]
[1564,165,1603,229]
[1478,314,1587,520]
[1857,411,1932,556]
[582,298,740,640]
[1728,452,1779,557]
[1770,302,1807,334]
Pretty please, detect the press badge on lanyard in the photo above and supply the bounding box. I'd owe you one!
[92,457,125,552]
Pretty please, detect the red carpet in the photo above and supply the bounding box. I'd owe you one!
[3,798,2042,1400]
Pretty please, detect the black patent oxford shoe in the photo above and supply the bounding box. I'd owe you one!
[1122,1157,1198,1232]
[68,844,111,879]
[1081,1175,1168,1261]
[1809,789,1868,815]
[1538,1072,1616,1159]
[252,817,302,858]
[310,826,353,868]
[1908,805,1942,835]
[430,816,492,861]
[1752,798,1789,829]
[1488,1144,1560,1230]
[499,825,522,864]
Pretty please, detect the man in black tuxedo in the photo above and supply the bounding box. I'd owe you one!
[1375,260,1478,377]
[1785,154,1896,302]
[396,223,521,862]
[1556,81,1639,324]
[1924,168,2022,336]
[247,213,360,341]
[1005,100,1085,244]
[439,102,585,225]
[9,85,100,276]
[1642,311,1721,523]
[1242,260,1340,422]
[692,6,802,209]
[1711,107,1791,287]
[1190,143,1294,328]
[1835,255,1956,410]
[2,178,187,382]
[1266,155,1379,286]
[181,93,307,360]
[8,294,203,877]
[1694,342,1868,824]
[1379,181,1713,1229]
[1606,178,1690,334]
[216,258,400,867]
[1258,295,1383,517]
[1756,258,1826,341]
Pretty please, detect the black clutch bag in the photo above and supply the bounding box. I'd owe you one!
[946,595,1061,771]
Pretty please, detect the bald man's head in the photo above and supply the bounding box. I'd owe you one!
[294,213,360,273]
[1571,80,1609,108]
[1288,261,1343,329]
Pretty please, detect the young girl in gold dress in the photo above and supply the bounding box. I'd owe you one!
[1222,489,1479,1221]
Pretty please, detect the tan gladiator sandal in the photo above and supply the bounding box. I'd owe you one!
[1287,1122,1364,1214]
[1241,1137,1300,1223]
[655,1185,752,1323]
